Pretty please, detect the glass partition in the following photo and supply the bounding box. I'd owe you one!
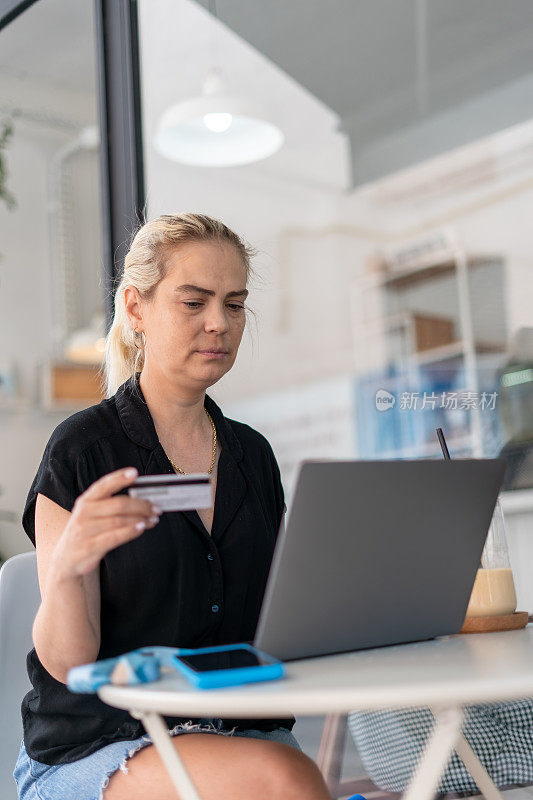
[0,0,104,560]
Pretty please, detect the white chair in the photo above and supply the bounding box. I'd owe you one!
[0,552,41,800]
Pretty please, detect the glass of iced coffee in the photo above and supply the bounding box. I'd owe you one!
[465,497,517,618]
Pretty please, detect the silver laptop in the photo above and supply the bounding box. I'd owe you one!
[254,458,506,661]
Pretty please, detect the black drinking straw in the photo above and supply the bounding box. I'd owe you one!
[436,427,450,460]
[436,427,483,568]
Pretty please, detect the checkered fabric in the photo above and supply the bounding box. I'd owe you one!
[347,700,533,795]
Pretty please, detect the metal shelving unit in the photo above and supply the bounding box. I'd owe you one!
[350,236,507,459]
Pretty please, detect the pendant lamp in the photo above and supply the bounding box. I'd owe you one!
[154,69,284,167]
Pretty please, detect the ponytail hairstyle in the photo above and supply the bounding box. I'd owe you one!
[101,213,256,398]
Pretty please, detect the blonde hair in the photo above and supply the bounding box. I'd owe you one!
[101,212,256,398]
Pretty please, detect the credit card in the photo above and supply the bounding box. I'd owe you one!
[128,473,212,512]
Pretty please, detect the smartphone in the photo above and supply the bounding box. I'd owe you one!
[171,643,285,689]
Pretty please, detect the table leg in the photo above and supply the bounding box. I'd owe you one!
[402,707,463,800]
[131,710,203,800]
[454,733,504,800]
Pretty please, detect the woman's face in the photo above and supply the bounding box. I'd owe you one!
[126,240,248,389]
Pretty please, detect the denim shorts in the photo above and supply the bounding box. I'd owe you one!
[13,719,301,800]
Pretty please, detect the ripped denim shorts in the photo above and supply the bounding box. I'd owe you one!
[13,718,301,800]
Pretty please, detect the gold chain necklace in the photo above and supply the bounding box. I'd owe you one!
[168,409,217,475]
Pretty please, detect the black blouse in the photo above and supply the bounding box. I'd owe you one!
[21,373,294,765]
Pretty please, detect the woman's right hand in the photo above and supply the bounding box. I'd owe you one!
[51,468,160,580]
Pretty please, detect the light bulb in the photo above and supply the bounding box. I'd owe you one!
[203,112,233,133]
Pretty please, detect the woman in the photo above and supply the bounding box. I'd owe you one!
[13,214,332,800]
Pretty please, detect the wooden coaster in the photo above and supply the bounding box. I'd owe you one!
[460,611,529,634]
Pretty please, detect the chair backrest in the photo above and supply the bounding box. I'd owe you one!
[0,551,41,800]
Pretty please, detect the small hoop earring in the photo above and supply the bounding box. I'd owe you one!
[132,329,146,350]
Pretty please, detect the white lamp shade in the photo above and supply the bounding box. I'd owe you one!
[155,95,284,167]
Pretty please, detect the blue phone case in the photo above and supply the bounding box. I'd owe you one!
[171,643,285,689]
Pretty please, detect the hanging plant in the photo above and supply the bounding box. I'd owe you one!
[0,119,16,211]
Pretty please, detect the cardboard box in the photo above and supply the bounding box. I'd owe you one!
[412,314,455,352]
[50,364,105,403]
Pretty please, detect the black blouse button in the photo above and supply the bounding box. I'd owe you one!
[211,604,220,613]
[207,553,214,561]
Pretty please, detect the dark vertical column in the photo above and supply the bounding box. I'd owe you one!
[94,0,145,331]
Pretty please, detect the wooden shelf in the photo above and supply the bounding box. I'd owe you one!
[412,340,506,366]
[378,255,500,291]
[356,316,505,365]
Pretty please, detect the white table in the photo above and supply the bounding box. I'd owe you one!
[98,626,533,800]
